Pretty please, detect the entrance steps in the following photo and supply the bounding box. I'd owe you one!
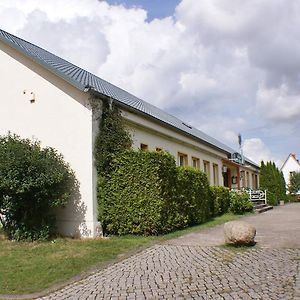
[251,200,273,213]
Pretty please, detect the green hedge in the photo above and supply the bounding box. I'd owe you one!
[98,149,255,235]
[98,151,214,235]
[210,186,231,216]
[98,150,185,235]
[176,167,212,225]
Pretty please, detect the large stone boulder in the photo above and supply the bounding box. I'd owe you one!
[224,221,256,245]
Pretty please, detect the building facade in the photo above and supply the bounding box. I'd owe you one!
[0,29,260,238]
[281,153,300,192]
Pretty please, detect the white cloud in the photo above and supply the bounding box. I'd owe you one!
[243,138,274,165]
[256,84,300,122]
[18,10,110,74]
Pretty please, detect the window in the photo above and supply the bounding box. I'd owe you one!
[140,143,148,151]
[246,171,250,187]
[213,164,219,185]
[254,174,258,189]
[203,160,210,181]
[156,147,163,152]
[192,157,200,169]
[241,170,246,187]
[252,173,258,189]
[178,152,188,167]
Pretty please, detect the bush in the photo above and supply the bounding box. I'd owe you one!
[210,186,231,216]
[98,151,215,236]
[98,150,185,235]
[286,194,299,203]
[229,191,254,214]
[260,161,287,205]
[176,167,213,225]
[0,134,76,241]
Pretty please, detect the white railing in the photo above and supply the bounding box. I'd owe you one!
[246,189,267,205]
[231,189,267,205]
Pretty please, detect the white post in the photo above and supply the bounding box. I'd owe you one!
[264,190,267,205]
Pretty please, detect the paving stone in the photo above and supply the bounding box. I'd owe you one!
[39,245,300,300]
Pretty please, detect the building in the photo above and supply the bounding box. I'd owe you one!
[0,29,260,237]
[280,153,300,192]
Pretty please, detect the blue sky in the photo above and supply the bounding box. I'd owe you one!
[105,0,181,20]
[1,0,300,166]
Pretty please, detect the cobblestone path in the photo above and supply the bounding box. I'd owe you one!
[40,245,300,300]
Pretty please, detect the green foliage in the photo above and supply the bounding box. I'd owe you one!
[98,150,183,235]
[289,171,300,195]
[98,151,214,235]
[286,194,298,202]
[95,104,132,176]
[176,167,213,225]
[229,191,254,214]
[260,161,287,205]
[0,134,76,241]
[95,102,231,235]
[210,186,231,216]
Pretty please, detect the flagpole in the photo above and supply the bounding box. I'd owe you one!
[238,133,244,165]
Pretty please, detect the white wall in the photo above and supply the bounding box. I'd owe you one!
[281,155,300,191]
[0,41,101,237]
[123,110,226,185]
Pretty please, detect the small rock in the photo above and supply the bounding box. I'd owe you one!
[224,221,256,245]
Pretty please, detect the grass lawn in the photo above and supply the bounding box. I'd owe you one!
[0,213,246,295]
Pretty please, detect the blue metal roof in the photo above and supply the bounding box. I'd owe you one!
[0,28,258,167]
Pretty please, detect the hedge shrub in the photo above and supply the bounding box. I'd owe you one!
[0,134,76,241]
[229,191,254,214]
[210,186,231,216]
[98,151,215,235]
[176,167,213,225]
[260,161,286,205]
[98,150,185,235]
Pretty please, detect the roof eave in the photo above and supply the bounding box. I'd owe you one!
[0,33,87,92]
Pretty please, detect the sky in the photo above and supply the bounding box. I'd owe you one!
[0,0,299,166]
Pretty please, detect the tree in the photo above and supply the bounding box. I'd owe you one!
[260,161,286,206]
[0,134,77,240]
[289,172,300,195]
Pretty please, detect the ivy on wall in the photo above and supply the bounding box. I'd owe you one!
[94,102,132,176]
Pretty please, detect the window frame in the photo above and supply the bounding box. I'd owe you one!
[178,152,188,167]
[192,156,200,169]
[203,160,210,181]
[213,163,219,185]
